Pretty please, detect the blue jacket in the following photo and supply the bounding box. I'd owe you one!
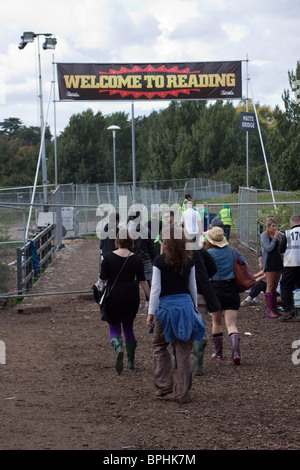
[208,246,247,280]
[156,294,206,343]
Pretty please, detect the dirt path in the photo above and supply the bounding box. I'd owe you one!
[0,236,300,451]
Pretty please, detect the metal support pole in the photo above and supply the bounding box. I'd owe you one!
[113,130,117,209]
[52,53,58,189]
[246,54,249,187]
[37,36,48,209]
[250,80,277,211]
[131,102,136,204]
[107,125,120,210]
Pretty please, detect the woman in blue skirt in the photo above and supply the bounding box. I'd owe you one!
[147,226,206,404]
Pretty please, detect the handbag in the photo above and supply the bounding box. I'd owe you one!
[230,248,256,293]
[98,253,131,321]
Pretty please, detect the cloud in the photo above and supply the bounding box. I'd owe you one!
[0,0,300,134]
[221,24,249,43]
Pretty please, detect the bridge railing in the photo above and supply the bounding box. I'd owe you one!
[16,224,54,295]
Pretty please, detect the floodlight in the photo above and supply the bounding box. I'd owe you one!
[42,37,57,50]
[18,31,36,49]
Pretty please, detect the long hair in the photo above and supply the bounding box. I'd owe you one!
[162,226,193,274]
[266,217,277,237]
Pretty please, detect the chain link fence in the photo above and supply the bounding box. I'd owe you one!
[0,178,231,297]
[4,180,300,299]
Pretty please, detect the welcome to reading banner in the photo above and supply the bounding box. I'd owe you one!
[57,61,242,101]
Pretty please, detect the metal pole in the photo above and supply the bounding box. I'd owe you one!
[113,130,117,209]
[250,80,277,211]
[52,53,58,188]
[26,83,53,241]
[37,36,48,209]
[131,102,136,204]
[246,54,249,187]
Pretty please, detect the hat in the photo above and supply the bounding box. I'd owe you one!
[203,226,228,247]
[211,216,224,228]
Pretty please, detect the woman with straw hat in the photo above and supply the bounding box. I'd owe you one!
[203,226,247,365]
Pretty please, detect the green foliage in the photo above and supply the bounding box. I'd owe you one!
[258,204,295,232]
[0,118,52,186]
[271,61,300,190]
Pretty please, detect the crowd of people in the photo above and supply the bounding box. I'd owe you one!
[98,201,300,404]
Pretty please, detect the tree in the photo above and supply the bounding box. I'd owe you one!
[47,109,133,185]
[0,117,23,137]
[271,61,300,190]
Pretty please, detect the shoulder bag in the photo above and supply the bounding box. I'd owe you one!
[99,253,131,321]
[230,247,256,293]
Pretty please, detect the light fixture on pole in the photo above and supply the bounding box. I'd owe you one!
[18,31,57,209]
[107,125,121,209]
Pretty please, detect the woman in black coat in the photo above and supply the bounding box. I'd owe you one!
[192,247,221,375]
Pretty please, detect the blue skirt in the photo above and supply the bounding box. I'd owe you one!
[156,294,206,343]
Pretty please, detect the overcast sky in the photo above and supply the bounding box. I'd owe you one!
[0,0,299,135]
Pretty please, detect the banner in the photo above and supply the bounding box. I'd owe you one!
[240,112,257,132]
[57,61,242,101]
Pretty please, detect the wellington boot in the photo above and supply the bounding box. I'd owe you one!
[171,343,177,369]
[265,292,281,318]
[110,336,124,375]
[125,340,137,370]
[229,333,241,365]
[193,339,207,375]
[211,334,223,360]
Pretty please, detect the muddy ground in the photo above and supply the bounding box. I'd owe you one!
[0,235,299,455]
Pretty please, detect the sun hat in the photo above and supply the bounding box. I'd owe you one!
[203,226,228,248]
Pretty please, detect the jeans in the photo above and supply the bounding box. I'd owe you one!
[250,280,266,298]
[223,225,231,240]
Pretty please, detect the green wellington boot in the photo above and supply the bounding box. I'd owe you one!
[193,339,207,375]
[110,337,124,375]
[125,340,137,370]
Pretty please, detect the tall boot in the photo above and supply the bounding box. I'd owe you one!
[265,292,281,318]
[125,340,137,370]
[171,343,177,369]
[211,333,223,361]
[270,291,282,317]
[110,336,124,375]
[193,339,207,375]
[229,333,241,365]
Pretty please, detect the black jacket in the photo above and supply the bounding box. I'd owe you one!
[193,248,221,313]
[100,224,119,257]
[133,224,156,262]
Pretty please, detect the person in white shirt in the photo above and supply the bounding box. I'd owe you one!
[278,214,300,321]
[181,201,202,242]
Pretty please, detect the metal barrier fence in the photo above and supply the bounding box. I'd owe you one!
[16,224,54,294]
[184,178,231,201]
[2,182,299,299]
[0,178,231,297]
[207,191,300,254]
